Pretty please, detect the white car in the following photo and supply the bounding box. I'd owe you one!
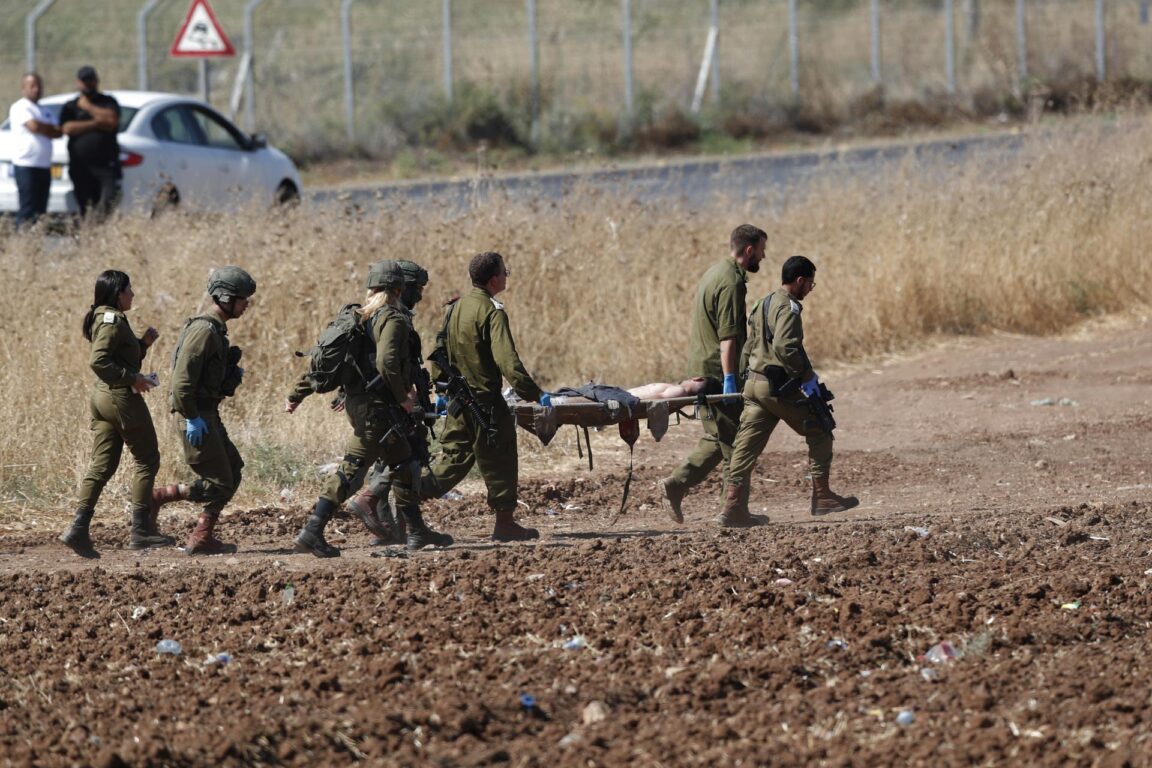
[0,90,301,215]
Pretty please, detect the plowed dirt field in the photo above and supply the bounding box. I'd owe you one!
[2,317,1151,767]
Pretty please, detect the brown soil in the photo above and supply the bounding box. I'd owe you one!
[2,316,1151,767]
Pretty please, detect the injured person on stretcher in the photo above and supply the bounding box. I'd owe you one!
[627,377,721,400]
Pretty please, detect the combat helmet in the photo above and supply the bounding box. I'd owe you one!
[396,260,429,288]
[366,260,404,291]
[207,266,256,303]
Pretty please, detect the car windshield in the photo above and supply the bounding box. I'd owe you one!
[1,104,138,132]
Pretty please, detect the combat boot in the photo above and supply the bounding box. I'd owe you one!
[401,506,454,550]
[660,477,686,524]
[717,483,769,528]
[344,486,392,542]
[59,505,98,558]
[294,499,341,558]
[150,483,187,533]
[185,511,238,556]
[376,499,406,546]
[129,504,176,549]
[811,476,859,516]
[491,506,539,542]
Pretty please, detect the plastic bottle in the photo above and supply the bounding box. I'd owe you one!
[155,639,182,655]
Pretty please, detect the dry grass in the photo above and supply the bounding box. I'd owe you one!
[2,117,1151,519]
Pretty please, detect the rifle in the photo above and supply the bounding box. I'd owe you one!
[427,346,499,447]
[800,382,837,435]
[363,375,432,469]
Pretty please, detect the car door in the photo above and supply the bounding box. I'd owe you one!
[148,104,252,211]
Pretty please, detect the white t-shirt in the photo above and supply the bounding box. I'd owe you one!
[7,98,55,168]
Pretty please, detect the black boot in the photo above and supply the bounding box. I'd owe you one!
[129,504,176,550]
[401,506,453,551]
[60,506,98,558]
[294,499,341,558]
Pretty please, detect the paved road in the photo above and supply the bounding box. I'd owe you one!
[310,130,1028,210]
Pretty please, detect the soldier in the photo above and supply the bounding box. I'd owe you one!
[391,251,550,542]
[344,260,433,547]
[660,224,766,523]
[151,266,255,555]
[723,255,858,526]
[293,260,452,557]
[60,270,173,557]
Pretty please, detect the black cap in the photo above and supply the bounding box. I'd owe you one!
[76,66,97,81]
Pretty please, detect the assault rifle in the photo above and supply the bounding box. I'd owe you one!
[427,346,499,447]
[800,381,837,435]
[363,375,433,468]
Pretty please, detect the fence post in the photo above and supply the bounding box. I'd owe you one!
[137,0,162,91]
[1095,0,1105,82]
[243,0,266,131]
[25,0,57,73]
[622,0,634,117]
[870,0,881,84]
[442,0,454,101]
[709,0,720,101]
[945,0,956,94]
[341,0,356,142]
[1015,0,1027,86]
[787,0,798,99]
[528,0,540,144]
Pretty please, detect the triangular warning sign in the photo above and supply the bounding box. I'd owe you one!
[170,0,236,58]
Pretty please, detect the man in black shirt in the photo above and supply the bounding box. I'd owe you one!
[59,66,121,220]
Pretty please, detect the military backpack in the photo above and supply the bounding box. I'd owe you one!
[299,303,374,393]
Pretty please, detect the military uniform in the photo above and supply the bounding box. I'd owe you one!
[725,285,849,521]
[396,286,543,512]
[667,258,748,493]
[169,314,244,513]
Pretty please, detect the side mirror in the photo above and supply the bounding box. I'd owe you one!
[248,132,267,150]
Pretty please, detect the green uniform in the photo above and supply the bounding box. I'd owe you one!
[320,303,414,506]
[669,258,748,490]
[728,286,833,489]
[77,306,160,511]
[169,314,243,513]
[397,286,542,510]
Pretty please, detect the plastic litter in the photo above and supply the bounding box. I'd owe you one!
[1030,398,1055,406]
[774,578,794,586]
[903,526,930,538]
[920,667,939,682]
[923,641,958,663]
[563,635,587,651]
[206,652,232,665]
[826,638,849,650]
[1061,600,1081,611]
[282,584,295,605]
[130,606,147,620]
[442,490,465,501]
[896,710,915,726]
[155,639,182,655]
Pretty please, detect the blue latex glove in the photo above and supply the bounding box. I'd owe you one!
[539,393,553,408]
[800,374,821,399]
[185,416,208,447]
[722,373,738,397]
[434,395,448,415]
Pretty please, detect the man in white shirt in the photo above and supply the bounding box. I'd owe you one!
[8,73,61,229]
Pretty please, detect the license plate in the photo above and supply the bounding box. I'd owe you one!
[51,164,63,180]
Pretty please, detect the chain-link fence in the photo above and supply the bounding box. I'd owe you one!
[5,1,1152,162]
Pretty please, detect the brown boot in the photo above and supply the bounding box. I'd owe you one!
[660,477,687,524]
[185,511,238,556]
[345,487,392,541]
[150,483,186,532]
[491,506,539,542]
[811,476,859,516]
[717,482,769,528]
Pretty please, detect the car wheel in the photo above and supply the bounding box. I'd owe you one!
[150,183,180,219]
[274,181,300,207]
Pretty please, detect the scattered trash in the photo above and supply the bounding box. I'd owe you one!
[904,526,930,538]
[519,693,536,710]
[545,508,559,516]
[442,491,464,501]
[1030,398,1055,407]
[1058,398,1078,407]
[1088,535,1109,542]
[826,638,849,650]
[205,652,232,665]
[130,606,147,620]
[1061,600,1081,611]
[923,641,958,663]
[582,700,609,725]
[774,578,794,586]
[563,581,582,590]
[155,639,182,656]
[896,710,915,726]
[563,635,587,651]
[920,667,939,682]
[282,584,295,605]
[562,504,583,512]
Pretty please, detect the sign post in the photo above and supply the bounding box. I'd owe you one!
[170,0,236,103]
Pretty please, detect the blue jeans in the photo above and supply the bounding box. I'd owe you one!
[14,165,51,229]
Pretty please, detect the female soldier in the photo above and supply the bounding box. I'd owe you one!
[60,270,174,556]
[294,259,453,557]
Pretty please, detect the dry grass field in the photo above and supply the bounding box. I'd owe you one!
[1,115,1150,519]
